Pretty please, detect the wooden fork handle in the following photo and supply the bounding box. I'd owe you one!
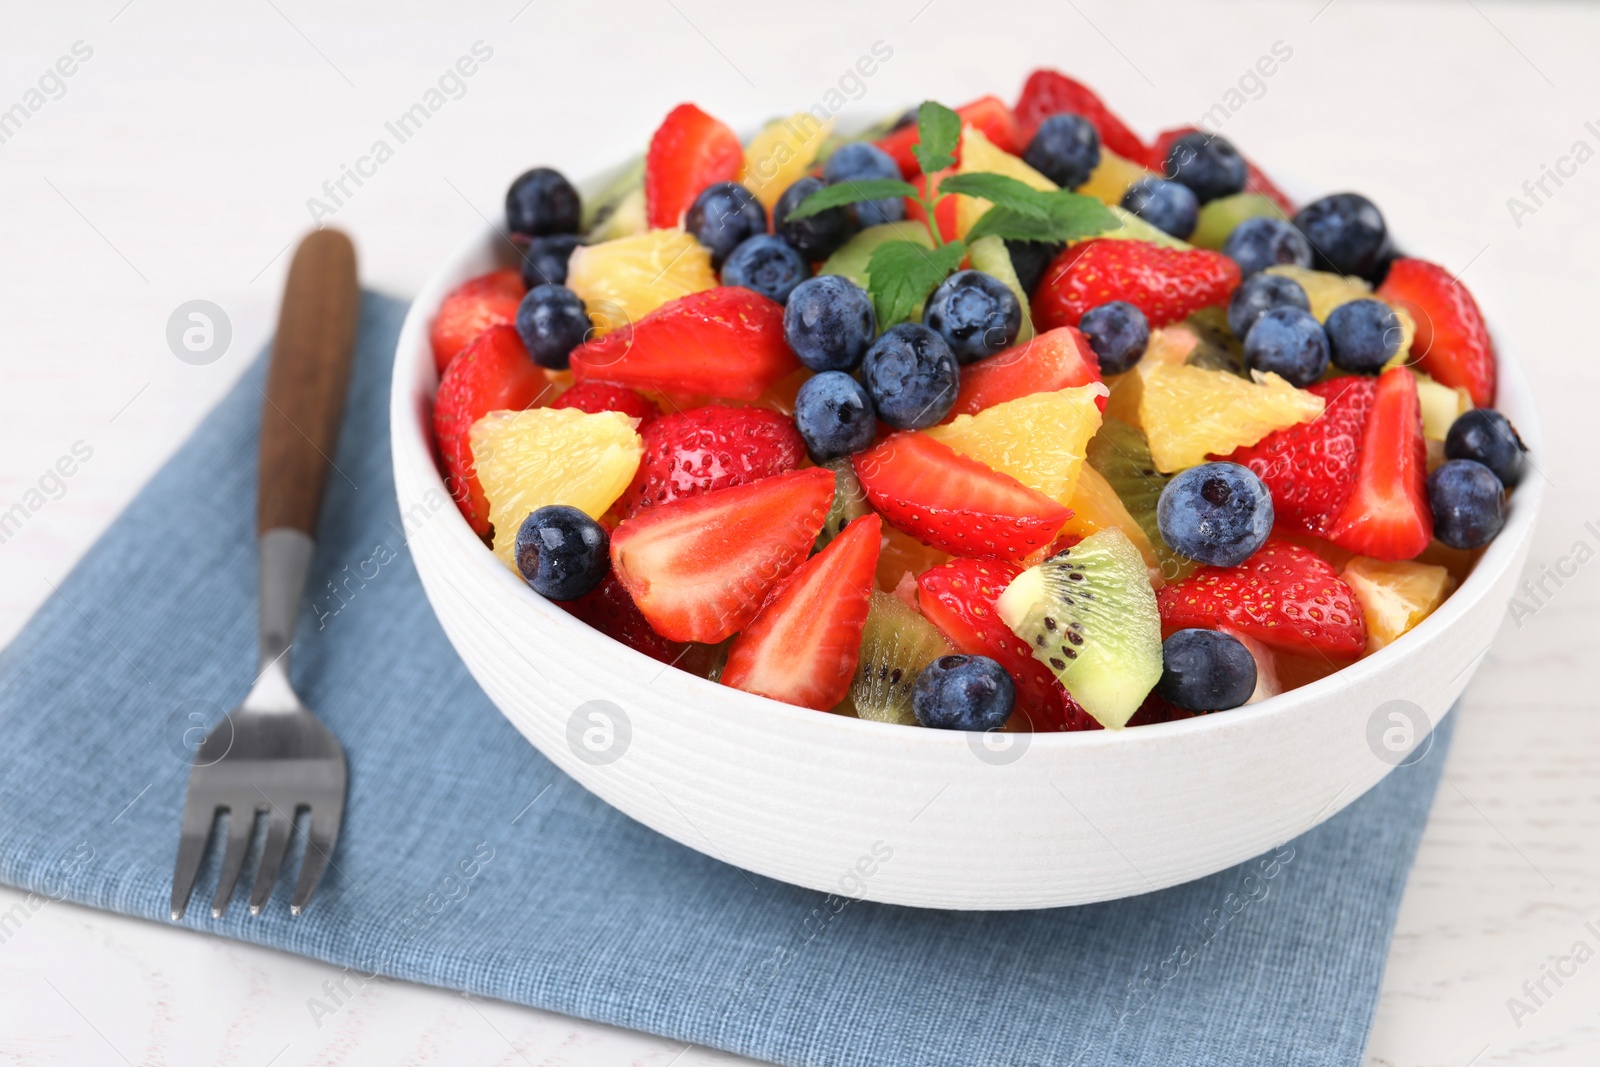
[257,229,360,536]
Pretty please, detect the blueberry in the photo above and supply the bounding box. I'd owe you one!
[514,505,608,601]
[1325,298,1401,375]
[1228,272,1311,339]
[923,270,1021,364]
[1157,461,1274,567]
[1022,113,1102,189]
[1292,193,1389,280]
[1445,409,1528,488]
[1079,301,1150,375]
[911,654,1015,730]
[1428,459,1506,549]
[1157,629,1258,712]
[775,176,856,261]
[794,371,876,462]
[721,234,811,305]
[861,323,959,429]
[823,142,906,227]
[1163,132,1247,204]
[520,234,584,288]
[505,167,581,238]
[515,284,590,370]
[1243,306,1329,387]
[1005,239,1064,297]
[684,181,767,270]
[1222,217,1312,277]
[1120,177,1199,240]
[784,275,876,371]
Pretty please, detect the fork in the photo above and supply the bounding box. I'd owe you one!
[170,229,359,920]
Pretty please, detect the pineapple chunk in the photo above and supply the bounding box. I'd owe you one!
[1412,371,1473,441]
[1341,557,1455,651]
[741,113,835,213]
[1139,364,1325,473]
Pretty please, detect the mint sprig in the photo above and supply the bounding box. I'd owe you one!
[866,239,967,329]
[781,178,919,222]
[909,100,961,175]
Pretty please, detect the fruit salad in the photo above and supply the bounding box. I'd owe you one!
[428,71,1529,734]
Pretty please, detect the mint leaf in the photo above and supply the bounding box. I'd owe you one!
[934,173,1054,219]
[867,238,966,328]
[911,100,961,175]
[783,178,919,221]
[965,190,1120,244]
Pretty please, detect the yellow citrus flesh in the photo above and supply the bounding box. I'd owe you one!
[1264,265,1372,321]
[954,126,1056,238]
[1412,370,1473,441]
[470,408,643,569]
[1103,324,1198,428]
[877,526,949,595]
[565,229,716,338]
[925,383,1108,503]
[1077,149,1157,206]
[741,113,835,213]
[1059,464,1164,587]
[1341,556,1455,651]
[1139,364,1325,473]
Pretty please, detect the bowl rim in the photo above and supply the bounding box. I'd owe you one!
[390,173,1544,753]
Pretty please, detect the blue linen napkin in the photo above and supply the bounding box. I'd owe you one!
[0,292,1451,1067]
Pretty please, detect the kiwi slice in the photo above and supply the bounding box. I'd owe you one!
[851,592,954,726]
[1189,192,1283,250]
[1184,306,1247,376]
[966,235,1036,344]
[582,156,645,239]
[1085,417,1193,582]
[996,528,1162,729]
[815,459,873,552]
[819,221,933,292]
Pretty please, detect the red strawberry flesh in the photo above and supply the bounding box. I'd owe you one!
[1014,69,1148,164]
[549,381,660,427]
[1033,239,1241,331]
[620,405,805,517]
[646,103,743,230]
[946,326,1103,420]
[1377,257,1497,407]
[1326,367,1433,561]
[429,268,525,375]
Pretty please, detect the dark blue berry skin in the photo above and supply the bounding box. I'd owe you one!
[1079,301,1150,374]
[912,654,1015,730]
[1222,217,1312,277]
[1228,273,1311,339]
[794,371,876,462]
[685,181,767,270]
[721,234,811,305]
[1023,113,1102,189]
[861,323,959,430]
[1292,193,1389,280]
[823,142,906,227]
[1163,132,1247,204]
[1243,306,1329,388]
[506,168,581,238]
[775,176,856,261]
[515,284,589,370]
[1157,461,1275,567]
[1325,298,1401,375]
[514,505,608,601]
[1157,629,1257,712]
[783,275,876,372]
[1445,409,1528,488]
[1121,177,1199,240]
[1006,239,1064,296]
[1428,459,1506,549]
[923,270,1022,364]
[520,234,583,288]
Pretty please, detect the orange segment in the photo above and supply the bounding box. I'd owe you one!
[565,229,716,338]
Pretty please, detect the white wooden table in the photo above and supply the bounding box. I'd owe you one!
[2,1,1597,1063]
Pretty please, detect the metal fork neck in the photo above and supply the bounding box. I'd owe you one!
[258,527,315,679]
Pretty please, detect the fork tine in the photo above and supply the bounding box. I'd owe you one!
[170,798,218,921]
[248,808,295,916]
[290,807,341,915]
[210,806,258,918]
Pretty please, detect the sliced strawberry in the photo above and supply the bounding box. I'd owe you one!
[946,326,1103,419]
[549,381,660,426]
[1014,69,1147,164]
[1377,257,1497,407]
[562,573,683,664]
[570,287,800,401]
[904,169,960,243]
[854,433,1071,561]
[620,405,805,516]
[1124,690,1197,727]
[432,325,549,537]
[610,467,834,644]
[1034,239,1240,330]
[646,103,743,229]
[722,514,882,710]
[1147,127,1295,214]
[1326,367,1432,560]
[1157,540,1366,657]
[1224,376,1376,536]
[429,268,526,374]
[877,96,1022,178]
[916,558,1094,731]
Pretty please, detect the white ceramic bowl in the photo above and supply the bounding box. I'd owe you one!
[391,178,1542,910]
